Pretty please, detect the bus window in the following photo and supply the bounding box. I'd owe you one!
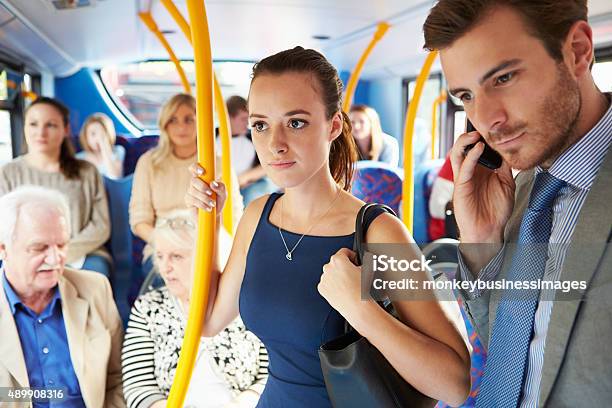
[453,110,467,141]
[0,110,12,164]
[404,75,443,165]
[0,70,7,100]
[100,61,254,130]
[593,61,612,91]
[0,66,21,103]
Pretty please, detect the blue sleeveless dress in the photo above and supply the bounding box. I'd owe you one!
[240,193,354,407]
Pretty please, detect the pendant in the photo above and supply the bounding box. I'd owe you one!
[286,252,292,261]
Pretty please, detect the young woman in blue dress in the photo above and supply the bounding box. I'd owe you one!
[185,47,471,407]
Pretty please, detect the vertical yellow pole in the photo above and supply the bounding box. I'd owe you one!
[342,22,390,112]
[213,74,234,233]
[165,0,214,406]
[159,0,234,234]
[138,12,191,94]
[402,51,438,232]
[430,91,447,160]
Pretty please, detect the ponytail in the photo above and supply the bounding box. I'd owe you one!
[59,138,84,179]
[330,111,358,191]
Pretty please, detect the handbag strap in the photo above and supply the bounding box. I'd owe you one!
[353,203,397,266]
[341,203,397,333]
[320,203,397,343]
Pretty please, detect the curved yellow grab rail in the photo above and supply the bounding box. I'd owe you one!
[138,12,191,94]
[160,0,191,39]
[160,0,234,234]
[213,74,234,234]
[165,0,215,406]
[342,22,390,112]
[430,91,447,160]
[401,51,438,232]
[21,91,38,101]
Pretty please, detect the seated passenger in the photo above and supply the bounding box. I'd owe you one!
[225,95,277,205]
[0,186,124,407]
[121,210,267,408]
[130,93,242,261]
[349,104,400,166]
[76,113,126,180]
[0,97,112,277]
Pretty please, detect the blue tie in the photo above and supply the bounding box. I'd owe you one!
[476,172,567,408]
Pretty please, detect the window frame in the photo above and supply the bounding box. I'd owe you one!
[401,72,445,160]
[97,59,256,135]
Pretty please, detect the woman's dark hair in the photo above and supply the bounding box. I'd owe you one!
[25,97,84,179]
[251,46,358,191]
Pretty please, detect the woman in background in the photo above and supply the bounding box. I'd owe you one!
[77,112,125,179]
[349,104,399,166]
[0,96,111,276]
[130,93,242,249]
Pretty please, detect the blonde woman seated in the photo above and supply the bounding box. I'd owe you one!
[129,93,243,251]
[122,210,267,408]
[349,104,399,166]
[76,113,125,179]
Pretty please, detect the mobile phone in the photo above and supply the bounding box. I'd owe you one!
[464,120,503,170]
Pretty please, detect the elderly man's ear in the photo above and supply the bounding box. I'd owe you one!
[0,244,6,260]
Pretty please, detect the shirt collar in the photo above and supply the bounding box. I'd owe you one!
[1,268,61,317]
[537,94,612,189]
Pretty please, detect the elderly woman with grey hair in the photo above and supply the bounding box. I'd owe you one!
[121,210,267,408]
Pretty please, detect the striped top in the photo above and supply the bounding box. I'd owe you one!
[121,288,268,408]
[460,96,612,407]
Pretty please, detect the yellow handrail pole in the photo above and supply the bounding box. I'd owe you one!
[138,12,191,94]
[430,91,447,159]
[342,22,390,112]
[401,51,438,231]
[160,0,192,41]
[213,74,234,234]
[166,0,215,406]
[22,91,38,101]
[160,0,234,234]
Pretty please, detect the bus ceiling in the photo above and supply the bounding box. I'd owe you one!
[0,0,612,79]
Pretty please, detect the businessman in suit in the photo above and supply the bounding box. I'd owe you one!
[0,186,125,407]
[424,0,611,406]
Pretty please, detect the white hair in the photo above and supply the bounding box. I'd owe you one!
[147,209,232,268]
[0,185,71,245]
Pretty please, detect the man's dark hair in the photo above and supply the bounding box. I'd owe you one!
[226,95,248,118]
[423,0,588,62]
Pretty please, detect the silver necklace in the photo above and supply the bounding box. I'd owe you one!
[278,189,341,261]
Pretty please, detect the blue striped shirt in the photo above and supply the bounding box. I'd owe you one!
[459,97,612,407]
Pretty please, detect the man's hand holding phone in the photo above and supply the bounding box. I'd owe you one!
[450,124,515,272]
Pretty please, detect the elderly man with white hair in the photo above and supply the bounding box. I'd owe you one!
[0,185,125,407]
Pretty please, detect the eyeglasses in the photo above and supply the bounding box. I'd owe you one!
[155,217,195,230]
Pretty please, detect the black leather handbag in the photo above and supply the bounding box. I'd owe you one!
[319,203,438,408]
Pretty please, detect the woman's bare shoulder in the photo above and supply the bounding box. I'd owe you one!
[233,193,273,246]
